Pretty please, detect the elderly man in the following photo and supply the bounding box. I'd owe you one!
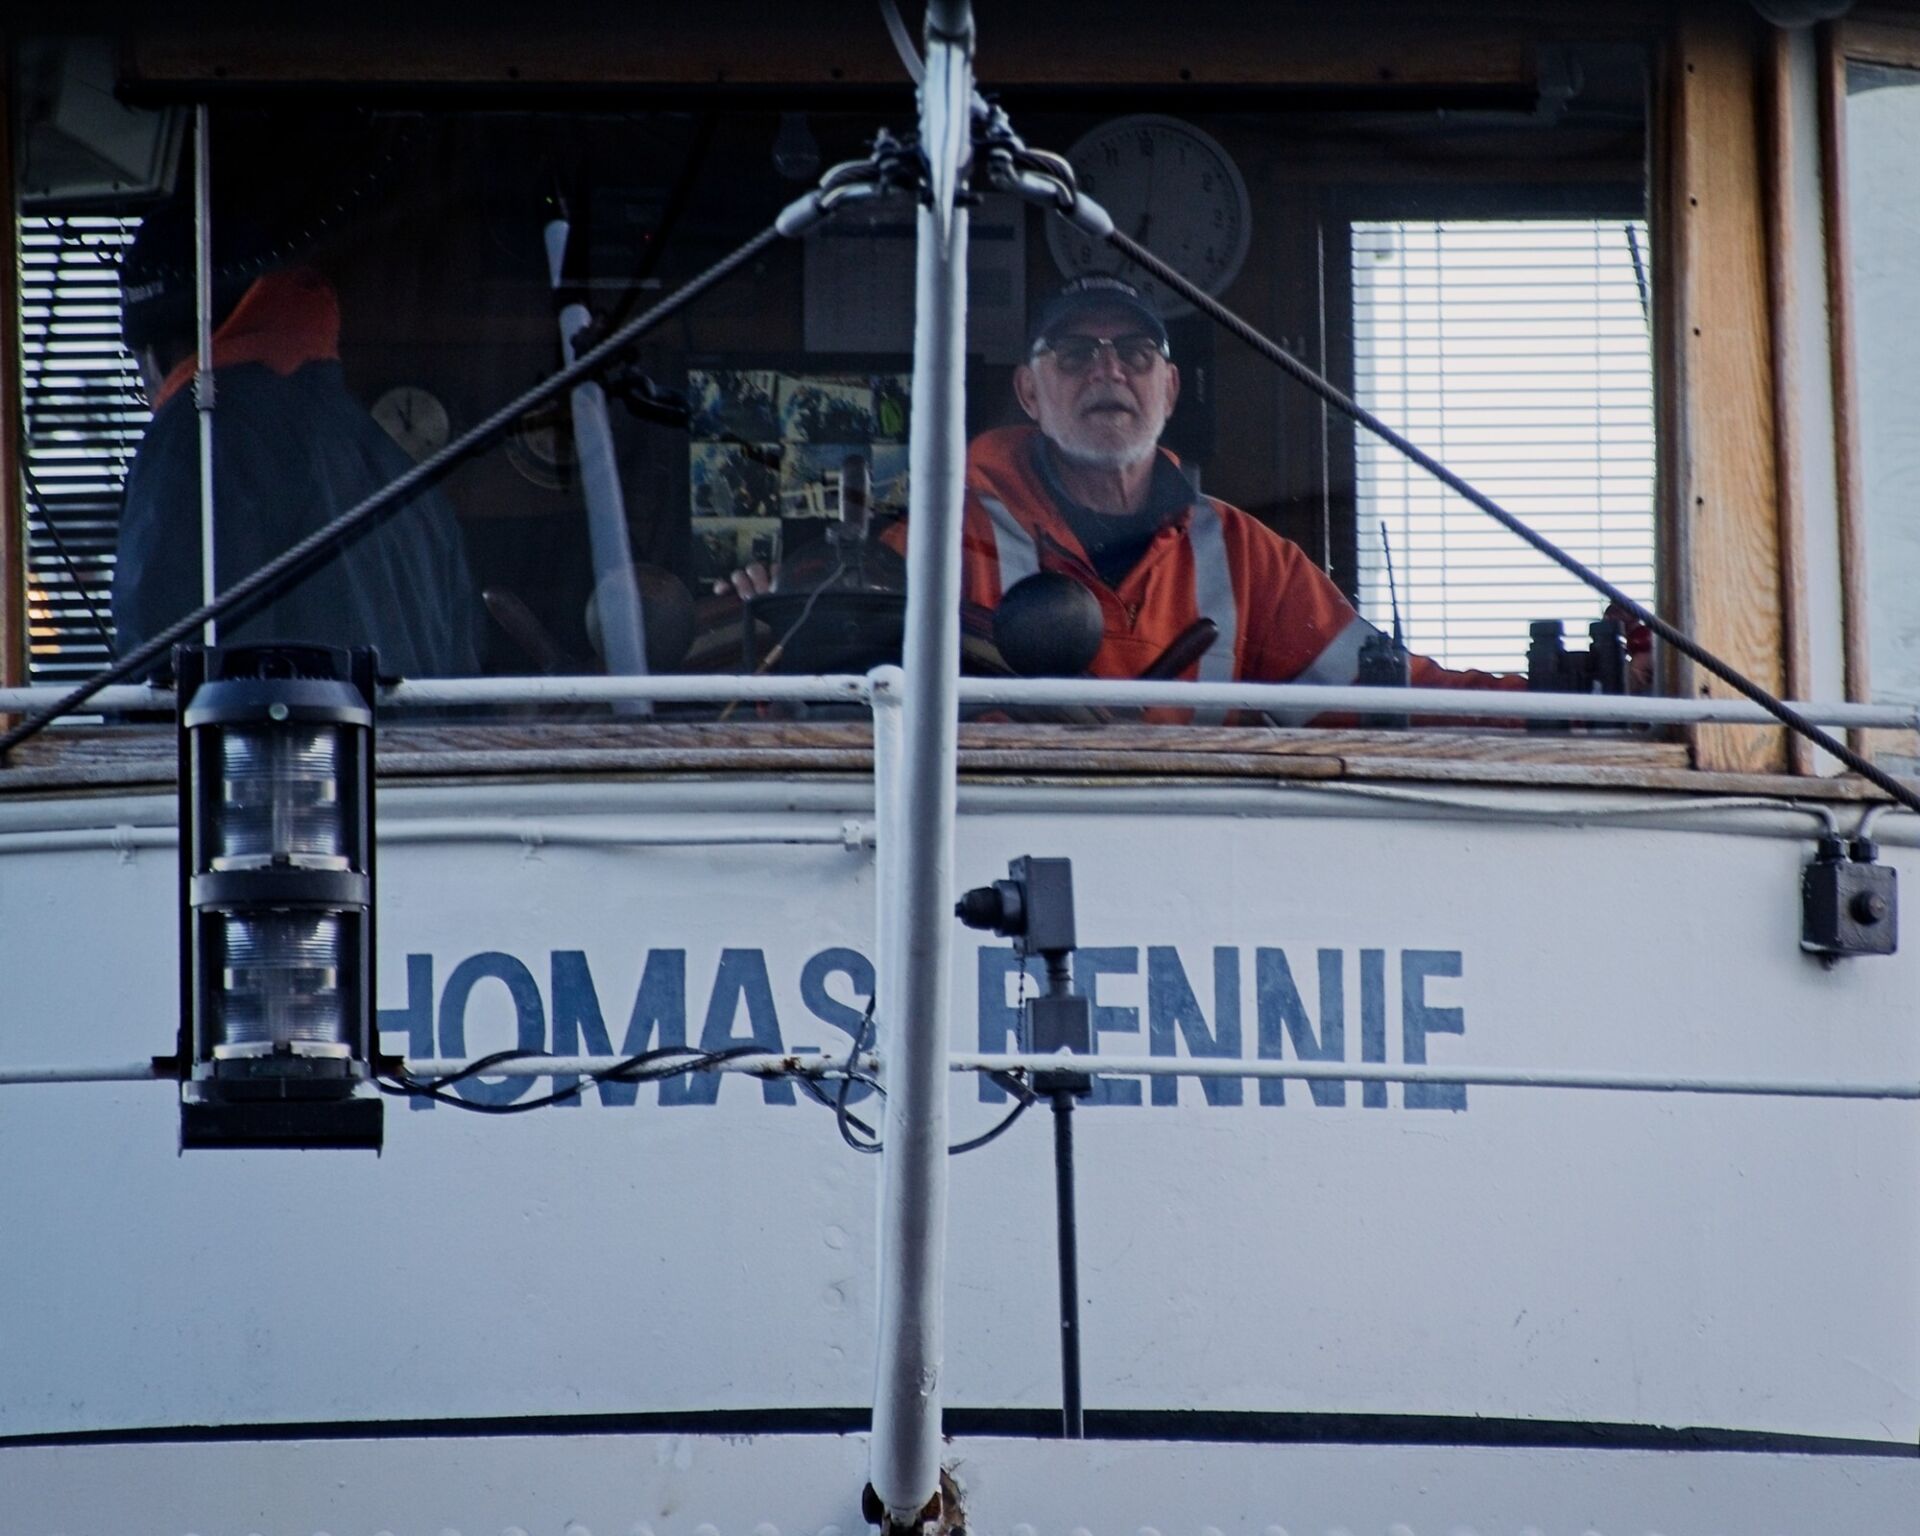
[956,274,1514,693]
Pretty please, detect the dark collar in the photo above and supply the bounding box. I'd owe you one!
[1032,437,1194,534]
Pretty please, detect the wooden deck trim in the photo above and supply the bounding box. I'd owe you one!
[23,718,1904,805]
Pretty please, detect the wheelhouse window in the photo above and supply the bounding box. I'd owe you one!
[19,214,146,685]
[1843,58,1920,712]
[1352,218,1655,672]
[9,36,1652,724]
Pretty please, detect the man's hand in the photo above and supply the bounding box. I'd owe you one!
[711,561,774,602]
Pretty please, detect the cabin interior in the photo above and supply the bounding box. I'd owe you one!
[6,0,1920,783]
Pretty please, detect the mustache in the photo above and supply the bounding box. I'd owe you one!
[1077,389,1138,416]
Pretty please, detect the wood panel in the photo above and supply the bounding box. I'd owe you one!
[1835,13,1920,70]
[110,4,1559,94]
[1669,4,1787,774]
[0,717,1691,798]
[1763,28,1813,774]
[90,0,1685,101]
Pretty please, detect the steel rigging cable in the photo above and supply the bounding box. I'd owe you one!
[0,222,783,759]
[983,122,1920,818]
[0,133,918,760]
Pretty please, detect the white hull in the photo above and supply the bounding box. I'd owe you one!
[2,772,1914,1526]
[4,1432,1915,1532]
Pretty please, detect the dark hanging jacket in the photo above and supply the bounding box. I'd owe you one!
[114,268,482,677]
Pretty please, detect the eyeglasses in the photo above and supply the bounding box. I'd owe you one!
[1032,332,1170,376]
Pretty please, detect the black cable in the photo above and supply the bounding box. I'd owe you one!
[1099,224,1920,819]
[946,1084,1035,1155]
[0,220,786,761]
[376,1043,776,1114]
[798,1070,880,1145]
[755,549,848,668]
[601,113,719,334]
[803,992,1035,1154]
[20,457,115,658]
[831,996,885,1152]
[372,991,1033,1147]
[1624,222,1651,331]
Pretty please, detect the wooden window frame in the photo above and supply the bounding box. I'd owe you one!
[0,62,23,696]
[1821,11,1920,767]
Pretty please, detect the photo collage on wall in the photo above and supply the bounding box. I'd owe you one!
[687,367,911,585]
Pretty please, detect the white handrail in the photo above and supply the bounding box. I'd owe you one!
[6,674,1917,731]
[5,1051,1915,1101]
[0,821,875,857]
[953,678,1920,729]
[957,1053,1920,1101]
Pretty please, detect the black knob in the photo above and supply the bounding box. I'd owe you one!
[956,879,1025,937]
[993,572,1105,677]
[1851,890,1889,925]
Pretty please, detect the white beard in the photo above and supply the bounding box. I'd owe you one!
[1045,405,1164,471]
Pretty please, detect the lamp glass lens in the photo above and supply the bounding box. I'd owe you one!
[217,912,349,1050]
[215,725,348,868]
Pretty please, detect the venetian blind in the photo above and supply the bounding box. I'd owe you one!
[1351,218,1655,673]
[18,214,147,684]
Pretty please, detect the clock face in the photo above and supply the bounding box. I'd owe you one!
[371,384,451,463]
[506,399,578,491]
[1045,115,1253,320]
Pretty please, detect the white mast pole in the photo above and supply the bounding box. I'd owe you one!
[193,104,217,645]
[544,209,652,713]
[868,1,973,1527]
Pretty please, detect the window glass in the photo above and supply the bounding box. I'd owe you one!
[1352,219,1655,671]
[19,214,146,684]
[1845,60,1920,707]
[11,43,1650,722]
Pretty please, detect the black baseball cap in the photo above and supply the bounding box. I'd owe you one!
[119,198,279,355]
[1028,275,1169,354]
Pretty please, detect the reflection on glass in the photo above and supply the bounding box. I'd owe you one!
[1847,62,1920,707]
[10,60,1651,718]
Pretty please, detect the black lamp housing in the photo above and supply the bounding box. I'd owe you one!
[176,643,382,1150]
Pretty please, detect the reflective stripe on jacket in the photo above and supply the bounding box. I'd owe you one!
[948,426,1516,700]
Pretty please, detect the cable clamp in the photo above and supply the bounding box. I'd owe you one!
[776,132,925,239]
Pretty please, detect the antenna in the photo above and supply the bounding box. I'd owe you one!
[1379,520,1405,647]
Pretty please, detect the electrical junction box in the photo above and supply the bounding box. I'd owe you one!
[1802,851,1897,958]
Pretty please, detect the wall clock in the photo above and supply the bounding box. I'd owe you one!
[1045,114,1253,320]
[371,384,451,464]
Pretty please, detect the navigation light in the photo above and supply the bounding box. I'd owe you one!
[176,643,382,1150]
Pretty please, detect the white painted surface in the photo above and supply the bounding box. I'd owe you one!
[1846,64,1920,710]
[0,777,1915,1451]
[1,1432,1915,1534]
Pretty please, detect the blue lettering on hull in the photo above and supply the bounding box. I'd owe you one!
[380,945,1469,1111]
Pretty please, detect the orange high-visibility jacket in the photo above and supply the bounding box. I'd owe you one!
[921,426,1516,705]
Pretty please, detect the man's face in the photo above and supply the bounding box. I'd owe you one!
[134,346,170,403]
[1014,303,1181,473]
